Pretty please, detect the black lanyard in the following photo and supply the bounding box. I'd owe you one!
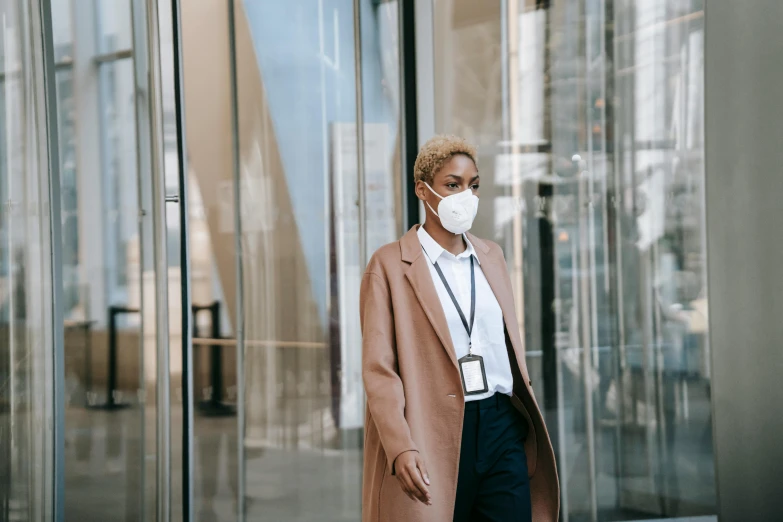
[432,256,476,354]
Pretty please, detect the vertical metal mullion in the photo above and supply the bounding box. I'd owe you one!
[144,0,171,519]
[507,0,525,352]
[399,0,419,230]
[582,6,599,521]
[352,13,367,516]
[129,0,154,517]
[353,0,366,269]
[226,1,245,520]
[168,0,194,520]
[578,173,598,522]
[586,10,600,371]
[35,0,64,519]
[603,0,625,510]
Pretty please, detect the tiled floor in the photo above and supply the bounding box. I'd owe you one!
[63,406,362,522]
[58,382,718,522]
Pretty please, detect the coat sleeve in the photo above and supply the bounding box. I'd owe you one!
[360,270,418,474]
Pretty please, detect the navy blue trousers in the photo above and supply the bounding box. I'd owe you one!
[453,394,532,522]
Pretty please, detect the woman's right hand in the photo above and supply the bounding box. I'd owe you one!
[394,451,432,505]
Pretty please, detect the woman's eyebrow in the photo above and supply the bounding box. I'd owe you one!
[443,174,478,181]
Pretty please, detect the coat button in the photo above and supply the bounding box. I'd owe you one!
[528,379,533,386]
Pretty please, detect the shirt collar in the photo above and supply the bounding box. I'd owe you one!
[417,225,480,265]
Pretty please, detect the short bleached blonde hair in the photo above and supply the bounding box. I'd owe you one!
[413,135,477,184]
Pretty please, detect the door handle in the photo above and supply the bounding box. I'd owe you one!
[165,194,179,203]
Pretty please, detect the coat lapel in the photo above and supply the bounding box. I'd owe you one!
[468,233,517,330]
[400,226,458,369]
[468,233,530,381]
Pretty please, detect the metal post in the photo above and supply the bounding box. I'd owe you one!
[500,0,509,146]
[399,0,419,230]
[129,0,155,514]
[578,173,598,522]
[193,302,233,416]
[108,307,118,407]
[353,0,366,270]
[603,0,625,510]
[36,0,64,517]
[167,0,194,518]
[210,302,223,404]
[226,1,246,519]
[507,0,525,336]
[144,0,171,518]
[87,307,137,410]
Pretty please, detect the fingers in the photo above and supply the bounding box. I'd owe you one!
[394,453,433,505]
[417,456,431,486]
[408,462,432,505]
[396,476,415,502]
[397,458,431,505]
[398,470,424,503]
[402,485,416,502]
[397,468,432,506]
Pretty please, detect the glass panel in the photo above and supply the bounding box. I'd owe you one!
[56,68,79,320]
[179,2,239,520]
[96,0,133,54]
[433,0,714,520]
[237,1,364,516]
[360,0,405,253]
[151,0,186,517]
[53,0,147,518]
[97,58,139,300]
[51,0,74,61]
[0,1,56,520]
[179,0,404,519]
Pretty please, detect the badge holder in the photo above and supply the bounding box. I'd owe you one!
[430,254,488,395]
[459,344,488,396]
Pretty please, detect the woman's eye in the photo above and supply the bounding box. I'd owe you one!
[447,183,458,189]
[471,184,480,190]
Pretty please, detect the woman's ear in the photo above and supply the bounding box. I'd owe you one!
[414,180,428,202]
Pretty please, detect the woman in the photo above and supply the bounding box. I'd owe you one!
[360,135,559,522]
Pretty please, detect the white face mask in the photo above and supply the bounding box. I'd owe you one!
[424,183,479,235]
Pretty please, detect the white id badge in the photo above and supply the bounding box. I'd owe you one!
[458,354,489,395]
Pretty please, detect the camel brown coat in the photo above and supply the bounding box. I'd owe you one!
[361,226,560,522]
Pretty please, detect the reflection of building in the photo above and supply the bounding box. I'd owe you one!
[2,1,782,521]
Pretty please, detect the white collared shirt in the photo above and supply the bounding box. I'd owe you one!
[417,226,514,402]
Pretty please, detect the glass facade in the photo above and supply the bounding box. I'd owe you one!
[0,0,747,521]
[178,2,404,519]
[429,0,712,520]
[0,0,58,519]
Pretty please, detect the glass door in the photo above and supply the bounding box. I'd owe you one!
[177,1,406,520]
[423,0,716,520]
[39,0,179,520]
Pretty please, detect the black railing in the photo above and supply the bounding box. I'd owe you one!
[86,305,139,410]
[193,301,235,416]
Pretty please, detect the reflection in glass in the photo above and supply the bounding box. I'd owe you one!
[96,0,133,54]
[237,1,365,514]
[97,58,139,303]
[433,0,713,520]
[53,1,147,519]
[180,0,404,520]
[0,1,56,520]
